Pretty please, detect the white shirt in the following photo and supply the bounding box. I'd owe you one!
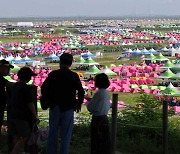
[87,88,111,116]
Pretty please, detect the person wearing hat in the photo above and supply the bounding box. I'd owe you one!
[0,59,14,137]
[10,67,37,154]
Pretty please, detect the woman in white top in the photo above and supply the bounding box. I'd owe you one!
[87,73,111,154]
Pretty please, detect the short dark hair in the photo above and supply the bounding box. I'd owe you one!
[60,53,73,66]
[95,73,110,89]
[18,67,37,81]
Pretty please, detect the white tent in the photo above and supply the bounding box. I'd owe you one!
[149,48,156,52]
[96,51,103,57]
[122,42,127,45]
[81,51,95,58]
[127,42,133,45]
[14,55,22,61]
[125,48,133,53]
[168,36,177,42]
[23,55,34,63]
[161,47,169,52]
[167,82,176,89]
[133,48,141,53]
[5,55,14,61]
[171,48,180,57]
[141,48,148,53]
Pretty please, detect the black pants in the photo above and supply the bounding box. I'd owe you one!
[91,115,111,154]
[0,103,6,136]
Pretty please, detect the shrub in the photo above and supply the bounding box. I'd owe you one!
[116,94,163,153]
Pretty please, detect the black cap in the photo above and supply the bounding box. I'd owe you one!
[0,59,14,68]
[18,67,37,80]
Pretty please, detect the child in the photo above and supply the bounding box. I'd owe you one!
[10,67,38,154]
[86,73,111,154]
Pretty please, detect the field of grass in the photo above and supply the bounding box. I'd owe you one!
[0,37,51,43]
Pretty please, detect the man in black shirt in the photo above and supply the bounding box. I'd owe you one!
[0,59,14,136]
[41,53,84,154]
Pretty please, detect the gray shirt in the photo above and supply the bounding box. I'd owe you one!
[87,88,111,116]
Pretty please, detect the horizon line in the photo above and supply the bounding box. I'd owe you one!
[0,15,180,19]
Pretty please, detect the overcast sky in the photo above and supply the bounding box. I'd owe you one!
[0,0,179,18]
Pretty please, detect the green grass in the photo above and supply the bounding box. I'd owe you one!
[0,37,51,43]
[73,52,141,66]
[112,92,140,106]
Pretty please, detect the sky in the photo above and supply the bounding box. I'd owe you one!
[0,0,180,18]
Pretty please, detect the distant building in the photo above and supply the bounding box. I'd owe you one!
[17,22,33,27]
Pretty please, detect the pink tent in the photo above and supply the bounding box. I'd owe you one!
[121,87,131,93]
[142,88,151,94]
[131,87,141,93]
[174,106,180,114]
[150,73,159,78]
[151,89,160,94]
[118,101,126,108]
[146,78,155,84]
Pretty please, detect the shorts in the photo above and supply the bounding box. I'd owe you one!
[11,119,31,137]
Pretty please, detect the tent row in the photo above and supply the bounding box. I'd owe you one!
[0,54,34,64]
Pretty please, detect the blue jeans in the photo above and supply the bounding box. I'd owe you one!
[47,106,74,154]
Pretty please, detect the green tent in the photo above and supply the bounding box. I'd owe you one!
[84,65,100,75]
[36,38,42,43]
[109,64,116,67]
[172,90,180,97]
[27,80,33,85]
[73,57,86,65]
[162,83,178,95]
[148,86,158,90]
[139,85,149,89]
[145,53,156,60]
[83,58,99,65]
[154,53,168,61]
[170,73,180,80]
[4,76,16,82]
[158,86,166,91]
[130,84,139,88]
[11,63,20,71]
[98,66,117,76]
[171,64,180,73]
[161,60,174,69]
[158,68,175,79]
[171,60,176,64]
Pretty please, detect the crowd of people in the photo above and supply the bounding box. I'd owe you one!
[0,53,112,154]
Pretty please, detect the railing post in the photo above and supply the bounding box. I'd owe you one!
[162,100,168,154]
[111,93,118,154]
